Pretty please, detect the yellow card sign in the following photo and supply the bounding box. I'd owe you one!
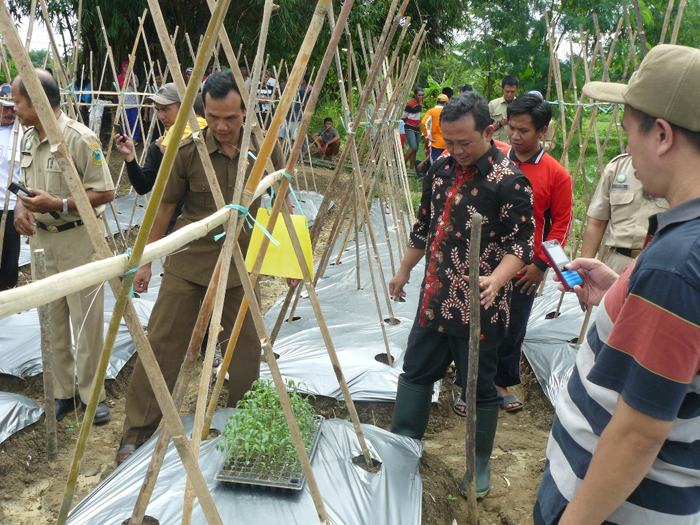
[244,209,314,280]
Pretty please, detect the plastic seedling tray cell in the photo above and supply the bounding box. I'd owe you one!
[215,415,324,490]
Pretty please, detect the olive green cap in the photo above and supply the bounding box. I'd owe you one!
[583,44,700,132]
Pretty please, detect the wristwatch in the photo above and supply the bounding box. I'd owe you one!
[62,198,69,214]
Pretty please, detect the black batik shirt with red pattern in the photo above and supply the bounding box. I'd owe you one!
[409,142,535,338]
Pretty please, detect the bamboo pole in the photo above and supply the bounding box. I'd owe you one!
[464,213,483,524]
[24,0,38,49]
[35,248,57,463]
[659,0,676,43]
[630,0,649,57]
[545,12,568,171]
[180,1,277,522]
[670,0,688,45]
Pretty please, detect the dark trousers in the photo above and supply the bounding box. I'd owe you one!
[0,210,20,290]
[494,278,537,388]
[533,500,565,525]
[122,272,261,444]
[124,107,141,142]
[402,317,503,408]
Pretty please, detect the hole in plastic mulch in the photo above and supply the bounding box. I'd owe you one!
[351,455,382,473]
[122,517,159,525]
[384,317,400,326]
[545,311,560,319]
[205,428,221,440]
[374,353,394,366]
[285,316,301,322]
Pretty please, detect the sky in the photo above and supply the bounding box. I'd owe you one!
[15,14,70,55]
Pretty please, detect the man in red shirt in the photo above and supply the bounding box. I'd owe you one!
[496,93,572,411]
[401,87,424,170]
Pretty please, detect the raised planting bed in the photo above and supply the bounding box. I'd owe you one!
[215,378,323,491]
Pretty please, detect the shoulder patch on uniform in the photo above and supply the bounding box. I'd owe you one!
[92,147,104,165]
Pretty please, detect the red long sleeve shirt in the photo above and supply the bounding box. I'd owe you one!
[495,141,573,273]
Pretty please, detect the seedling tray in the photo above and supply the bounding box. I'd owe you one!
[215,415,324,490]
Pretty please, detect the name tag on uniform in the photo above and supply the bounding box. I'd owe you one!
[611,183,629,189]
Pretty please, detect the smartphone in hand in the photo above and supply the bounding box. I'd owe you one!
[8,181,36,198]
[541,240,584,291]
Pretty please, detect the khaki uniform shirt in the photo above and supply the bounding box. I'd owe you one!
[488,96,510,143]
[162,128,285,288]
[587,153,669,250]
[541,119,556,153]
[20,112,113,226]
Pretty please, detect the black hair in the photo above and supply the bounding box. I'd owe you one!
[459,84,473,92]
[413,86,424,95]
[440,91,492,133]
[193,92,205,118]
[626,105,700,154]
[45,67,54,77]
[506,94,552,131]
[14,69,61,109]
[441,87,454,99]
[303,74,311,85]
[238,61,248,69]
[502,75,519,88]
[324,117,333,123]
[201,71,245,110]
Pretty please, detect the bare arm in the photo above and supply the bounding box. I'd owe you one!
[560,398,673,525]
[132,201,178,293]
[389,247,425,298]
[581,217,609,259]
[18,188,115,214]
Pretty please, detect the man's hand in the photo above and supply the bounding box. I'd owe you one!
[133,264,152,294]
[286,278,301,287]
[515,264,545,295]
[556,258,619,310]
[156,136,165,154]
[499,116,508,127]
[478,275,502,308]
[18,189,61,215]
[13,201,36,236]
[115,134,135,162]
[389,268,411,300]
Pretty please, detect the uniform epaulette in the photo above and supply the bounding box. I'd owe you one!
[179,133,196,148]
[610,152,630,163]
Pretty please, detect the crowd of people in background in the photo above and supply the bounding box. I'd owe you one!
[4,43,700,524]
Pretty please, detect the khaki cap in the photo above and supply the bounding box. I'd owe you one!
[145,82,180,105]
[583,44,700,132]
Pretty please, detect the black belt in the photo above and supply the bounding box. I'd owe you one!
[37,219,84,233]
[613,247,642,258]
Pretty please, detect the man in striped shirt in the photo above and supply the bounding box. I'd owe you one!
[535,44,700,524]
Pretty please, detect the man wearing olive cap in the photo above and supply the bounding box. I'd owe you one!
[535,44,700,524]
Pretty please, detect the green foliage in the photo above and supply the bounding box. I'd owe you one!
[216,378,317,472]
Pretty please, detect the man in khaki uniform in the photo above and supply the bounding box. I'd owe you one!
[118,71,286,463]
[488,75,518,144]
[581,152,669,273]
[12,70,115,423]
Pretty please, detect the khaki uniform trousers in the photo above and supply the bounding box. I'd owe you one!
[31,226,106,404]
[122,271,261,445]
[604,249,635,275]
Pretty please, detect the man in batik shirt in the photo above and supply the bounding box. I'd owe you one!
[389,91,534,498]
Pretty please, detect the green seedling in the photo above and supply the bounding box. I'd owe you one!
[217,379,318,475]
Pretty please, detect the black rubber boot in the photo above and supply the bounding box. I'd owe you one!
[462,405,500,498]
[390,376,434,440]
